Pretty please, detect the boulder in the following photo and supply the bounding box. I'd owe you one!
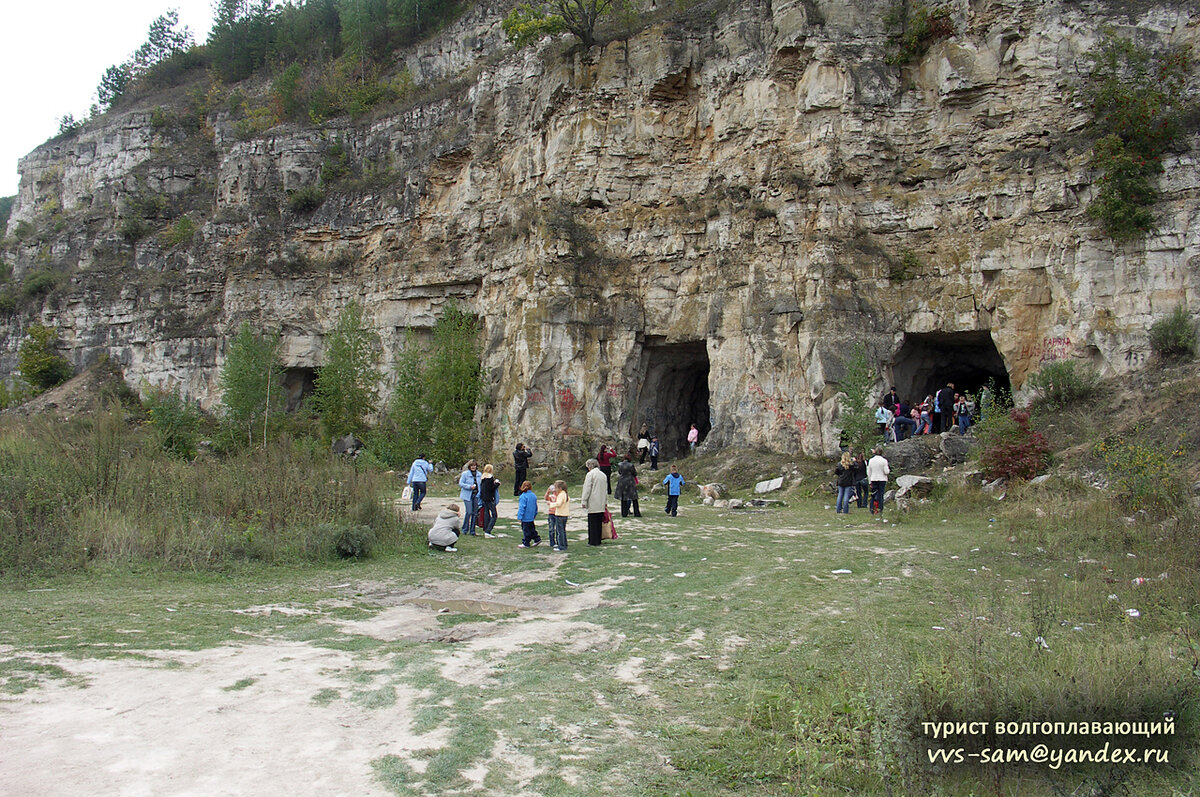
[754,477,784,494]
[728,498,744,509]
[1029,474,1052,486]
[940,433,979,465]
[331,434,364,456]
[895,474,934,499]
[882,436,936,470]
[433,461,449,474]
[700,483,728,499]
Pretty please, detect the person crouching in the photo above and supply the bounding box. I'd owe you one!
[428,504,463,552]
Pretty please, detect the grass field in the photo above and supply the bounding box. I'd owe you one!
[2,464,1197,796]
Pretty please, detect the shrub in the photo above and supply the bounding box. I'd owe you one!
[835,344,881,455]
[143,386,201,460]
[1094,433,1186,516]
[21,270,63,298]
[977,409,1050,481]
[162,215,196,247]
[18,323,73,390]
[884,2,954,65]
[1079,34,1193,241]
[1148,305,1196,360]
[1026,360,1100,409]
[287,186,326,213]
[333,523,377,559]
[0,288,16,317]
[219,323,283,449]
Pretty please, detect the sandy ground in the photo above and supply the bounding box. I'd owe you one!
[0,495,646,796]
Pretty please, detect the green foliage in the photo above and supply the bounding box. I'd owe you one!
[287,185,327,213]
[17,324,73,391]
[1095,432,1188,516]
[504,0,613,49]
[272,62,306,120]
[56,114,82,137]
[383,305,484,467]
[0,195,13,232]
[162,215,197,248]
[97,64,131,111]
[977,408,1050,481]
[0,379,33,410]
[1080,33,1193,241]
[889,249,921,281]
[0,411,400,572]
[333,523,377,559]
[219,323,283,449]
[1148,304,1196,360]
[503,4,567,49]
[836,345,880,455]
[93,11,194,112]
[1026,359,1100,409]
[21,270,64,299]
[0,288,16,318]
[884,2,954,66]
[143,386,201,460]
[313,302,382,438]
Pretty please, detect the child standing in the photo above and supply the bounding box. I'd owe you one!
[550,480,570,551]
[662,466,685,517]
[516,480,541,548]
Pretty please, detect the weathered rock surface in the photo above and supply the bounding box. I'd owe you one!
[4,1,1200,461]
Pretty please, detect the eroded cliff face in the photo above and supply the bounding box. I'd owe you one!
[4,0,1199,458]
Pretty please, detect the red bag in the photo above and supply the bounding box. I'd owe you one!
[601,509,617,540]
[477,504,486,527]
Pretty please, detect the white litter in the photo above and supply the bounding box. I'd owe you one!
[932,626,945,630]
[1035,636,1050,650]
[1108,594,1119,601]
[565,579,580,587]
[1126,609,1141,618]
[831,569,852,575]
[674,573,687,577]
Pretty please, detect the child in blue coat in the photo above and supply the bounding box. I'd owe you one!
[516,480,542,548]
[662,466,685,517]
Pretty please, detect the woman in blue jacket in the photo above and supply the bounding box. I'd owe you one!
[458,460,481,536]
[516,480,542,548]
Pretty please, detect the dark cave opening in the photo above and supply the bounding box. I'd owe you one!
[633,339,711,459]
[281,367,316,412]
[890,331,1011,404]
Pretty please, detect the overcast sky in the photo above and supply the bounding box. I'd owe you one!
[0,1,215,197]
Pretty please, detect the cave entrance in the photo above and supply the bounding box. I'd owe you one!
[890,331,1011,404]
[282,367,316,412]
[633,339,710,459]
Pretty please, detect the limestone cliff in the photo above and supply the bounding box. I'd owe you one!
[3,0,1199,459]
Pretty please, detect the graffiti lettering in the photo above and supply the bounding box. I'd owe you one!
[1020,336,1073,363]
[526,390,546,404]
[1125,348,1146,366]
[556,386,582,434]
[606,382,623,398]
[748,382,808,435]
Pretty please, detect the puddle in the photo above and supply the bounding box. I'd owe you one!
[403,598,523,615]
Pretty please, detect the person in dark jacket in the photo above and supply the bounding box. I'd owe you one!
[850,452,869,508]
[614,455,642,517]
[597,444,617,494]
[513,443,531,496]
[834,452,855,514]
[935,383,956,433]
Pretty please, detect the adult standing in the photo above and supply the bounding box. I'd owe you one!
[935,382,956,433]
[513,443,532,497]
[480,464,501,537]
[614,454,642,517]
[459,460,481,536]
[407,454,433,512]
[834,452,855,515]
[687,424,699,455]
[881,386,901,411]
[581,458,608,546]
[597,444,617,494]
[636,424,651,464]
[867,447,890,518]
[851,452,869,509]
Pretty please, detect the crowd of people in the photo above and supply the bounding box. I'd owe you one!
[874,382,977,442]
[419,436,691,553]
[833,447,891,518]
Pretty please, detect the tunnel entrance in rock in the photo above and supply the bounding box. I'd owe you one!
[282,367,316,412]
[633,339,711,458]
[891,331,1011,403]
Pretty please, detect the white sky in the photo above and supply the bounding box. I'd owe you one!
[0,2,215,197]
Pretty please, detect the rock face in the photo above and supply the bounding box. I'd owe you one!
[4,0,1200,461]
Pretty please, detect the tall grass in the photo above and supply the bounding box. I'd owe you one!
[0,403,402,574]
